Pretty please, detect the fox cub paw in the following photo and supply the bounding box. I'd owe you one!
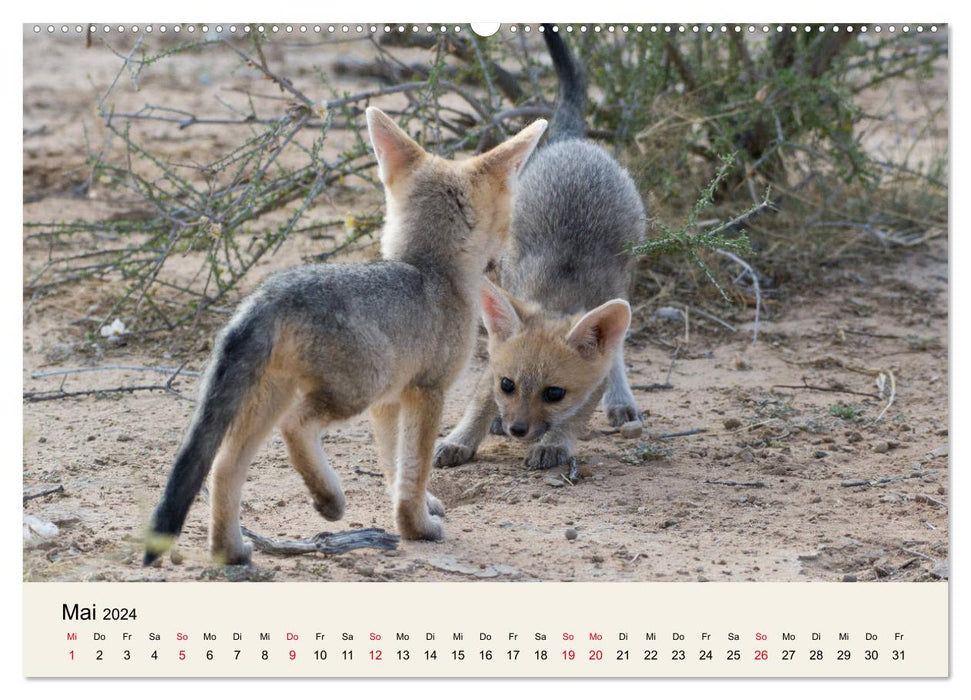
[397,506,445,541]
[525,444,573,470]
[434,440,475,468]
[426,492,446,517]
[211,536,253,566]
[605,403,643,427]
[312,491,346,522]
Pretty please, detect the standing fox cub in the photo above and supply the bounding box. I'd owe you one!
[143,108,547,565]
[435,26,646,471]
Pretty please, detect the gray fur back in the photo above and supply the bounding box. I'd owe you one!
[501,140,646,314]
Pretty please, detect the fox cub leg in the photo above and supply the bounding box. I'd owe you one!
[395,387,446,539]
[601,345,643,426]
[434,371,496,468]
[525,385,603,470]
[210,377,294,564]
[370,402,444,517]
[280,396,347,522]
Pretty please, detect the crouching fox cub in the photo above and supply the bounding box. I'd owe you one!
[143,108,546,565]
[435,26,645,471]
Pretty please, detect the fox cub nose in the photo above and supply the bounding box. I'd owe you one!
[509,422,529,438]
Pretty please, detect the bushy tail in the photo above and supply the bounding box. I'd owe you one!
[143,309,274,565]
[541,24,588,143]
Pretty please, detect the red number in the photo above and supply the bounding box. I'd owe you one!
[589,650,603,661]
[563,650,575,661]
[289,650,296,661]
[370,650,382,661]
[179,650,186,661]
[755,650,768,661]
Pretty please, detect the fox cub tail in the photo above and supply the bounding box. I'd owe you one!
[541,24,587,144]
[143,307,275,565]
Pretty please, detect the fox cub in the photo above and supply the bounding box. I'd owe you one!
[143,108,547,565]
[435,26,646,471]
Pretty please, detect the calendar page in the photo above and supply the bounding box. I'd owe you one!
[21,17,950,682]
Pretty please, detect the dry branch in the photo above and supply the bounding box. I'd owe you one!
[241,526,399,556]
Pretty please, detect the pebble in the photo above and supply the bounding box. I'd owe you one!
[654,307,684,322]
[117,434,133,442]
[928,444,949,459]
[847,432,863,443]
[170,550,184,565]
[871,441,891,454]
[842,574,858,582]
[619,421,643,439]
[565,528,578,541]
[723,417,742,430]
[544,475,566,488]
[814,450,828,459]
[737,448,756,463]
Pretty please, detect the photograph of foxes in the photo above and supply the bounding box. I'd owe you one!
[23,24,948,583]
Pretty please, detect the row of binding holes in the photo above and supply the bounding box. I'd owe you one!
[34,24,941,34]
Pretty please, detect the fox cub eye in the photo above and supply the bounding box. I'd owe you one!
[500,377,516,394]
[542,386,566,403]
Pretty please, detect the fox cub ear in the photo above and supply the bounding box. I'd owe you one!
[366,107,425,187]
[473,119,547,188]
[480,280,523,342]
[565,299,631,359]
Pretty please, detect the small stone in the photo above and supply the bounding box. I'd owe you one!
[170,550,184,565]
[842,574,858,582]
[871,441,891,454]
[723,417,742,430]
[276,500,287,508]
[660,518,679,529]
[577,464,594,478]
[847,432,863,443]
[86,435,97,442]
[116,434,133,443]
[544,475,566,488]
[591,555,604,564]
[38,436,47,444]
[565,528,578,541]
[619,421,643,439]
[814,450,828,459]
[928,444,949,459]
[654,307,684,322]
[737,448,756,463]
[873,565,891,578]
[732,354,751,371]
[930,562,949,580]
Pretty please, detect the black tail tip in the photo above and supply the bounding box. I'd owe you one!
[142,550,160,567]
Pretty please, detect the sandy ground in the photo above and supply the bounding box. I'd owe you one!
[22,28,949,583]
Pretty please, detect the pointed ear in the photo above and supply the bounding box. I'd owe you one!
[473,119,547,187]
[565,299,631,359]
[480,280,523,343]
[366,107,425,186]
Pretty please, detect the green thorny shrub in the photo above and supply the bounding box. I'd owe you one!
[23,25,947,339]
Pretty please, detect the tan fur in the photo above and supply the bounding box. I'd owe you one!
[435,283,630,471]
[146,108,547,565]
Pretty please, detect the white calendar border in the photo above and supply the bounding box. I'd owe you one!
[8,0,962,695]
